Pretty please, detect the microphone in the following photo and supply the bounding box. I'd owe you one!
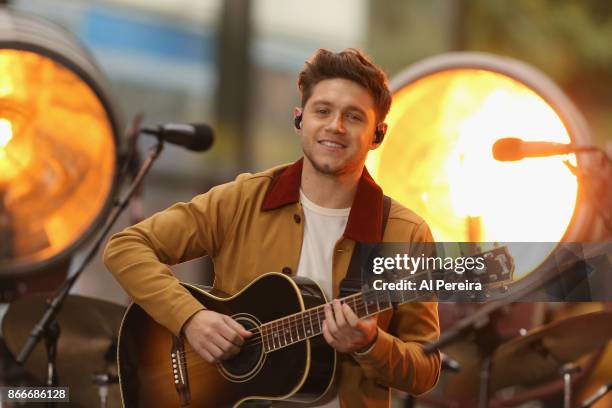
[491,137,585,161]
[141,123,214,151]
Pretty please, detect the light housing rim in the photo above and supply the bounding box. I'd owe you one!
[0,7,124,277]
[386,51,593,243]
[384,51,595,297]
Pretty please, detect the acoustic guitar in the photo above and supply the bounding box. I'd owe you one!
[117,247,513,407]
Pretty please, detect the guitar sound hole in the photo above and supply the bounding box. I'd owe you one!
[220,317,263,379]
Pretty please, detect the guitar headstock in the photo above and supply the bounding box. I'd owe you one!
[464,245,515,288]
[366,245,516,305]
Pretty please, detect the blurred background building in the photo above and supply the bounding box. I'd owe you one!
[7,0,377,302]
[6,0,610,304]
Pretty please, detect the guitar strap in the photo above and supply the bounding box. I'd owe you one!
[338,195,391,299]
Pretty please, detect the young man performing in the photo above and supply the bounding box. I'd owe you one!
[104,48,440,407]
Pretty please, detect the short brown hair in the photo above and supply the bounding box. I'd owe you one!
[297,48,392,123]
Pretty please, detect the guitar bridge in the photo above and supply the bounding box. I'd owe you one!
[171,335,191,406]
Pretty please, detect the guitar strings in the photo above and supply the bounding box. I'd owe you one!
[182,291,430,362]
[183,299,371,357]
[181,290,385,364]
[182,267,441,362]
[197,267,432,342]
[182,283,419,370]
[205,286,389,352]
[182,304,372,369]
[184,291,374,353]
[185,260,478,358]
[252,285,405,349]
[177,266,499,382]
[244,271,429,342]
[174,267,472,372]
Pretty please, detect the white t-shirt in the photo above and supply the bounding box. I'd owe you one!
[282,189,350,408]
[296,189,350,301]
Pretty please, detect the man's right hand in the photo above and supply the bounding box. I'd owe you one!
[183,310,252,363]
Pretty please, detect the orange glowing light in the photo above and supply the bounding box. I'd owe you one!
[367,67,579,280]
[0,49,116,268]
[0,116,33,184]
[0,118,14,184]
[0,118,12,147]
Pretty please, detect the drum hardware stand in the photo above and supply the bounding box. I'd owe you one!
[477,356,492,408]
[424,300,525,407]
[42,320,59,388]
[580,382,612,408]
[560,362,581,408]
[91,342,119,408]
[404,353,461,407]
[92,371,119,408]
[474,311,511,408]
[15,124,164,406]
[422,252,595,408]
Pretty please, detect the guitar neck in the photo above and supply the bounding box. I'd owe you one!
[260,270,434,353]
[261,244,515,353]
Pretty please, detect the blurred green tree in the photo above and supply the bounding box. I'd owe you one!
[368,0,612,143]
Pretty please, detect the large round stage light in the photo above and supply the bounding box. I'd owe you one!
[367,52,593,281]
[0,8,122,280]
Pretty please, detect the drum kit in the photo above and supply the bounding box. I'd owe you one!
[414,304,612,408]
[1,296,611,407]
[0,295,125,407]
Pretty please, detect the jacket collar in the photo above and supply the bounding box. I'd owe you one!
[262,158,384,242]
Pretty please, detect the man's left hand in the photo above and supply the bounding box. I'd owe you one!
[322,299,378,353]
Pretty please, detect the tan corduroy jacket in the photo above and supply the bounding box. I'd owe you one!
[104,158,441,407]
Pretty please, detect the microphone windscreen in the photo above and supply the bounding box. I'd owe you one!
[189,123,215,151]
[492,137,523,161]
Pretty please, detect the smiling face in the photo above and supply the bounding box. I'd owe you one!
[297,78,380,178]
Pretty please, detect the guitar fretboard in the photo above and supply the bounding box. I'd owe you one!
[260,268,437,353]
[261,288,394,352]
[259,244,514,353]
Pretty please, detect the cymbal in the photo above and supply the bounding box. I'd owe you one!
[432,302,545,400]
[2,294,125,407]
[491,310,612,391]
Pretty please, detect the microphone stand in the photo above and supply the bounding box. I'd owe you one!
[422,245,604,408]
[564,148,612,234]
[15,137,165,405]
[423,297,511,408]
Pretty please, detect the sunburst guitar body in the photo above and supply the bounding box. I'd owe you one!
[117,273,335,407]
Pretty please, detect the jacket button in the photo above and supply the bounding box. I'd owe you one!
[293,214,301,224]
[282,267,292,275]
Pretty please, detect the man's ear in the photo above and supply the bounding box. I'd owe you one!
[372,122,387,147]
[293,107,303,131]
